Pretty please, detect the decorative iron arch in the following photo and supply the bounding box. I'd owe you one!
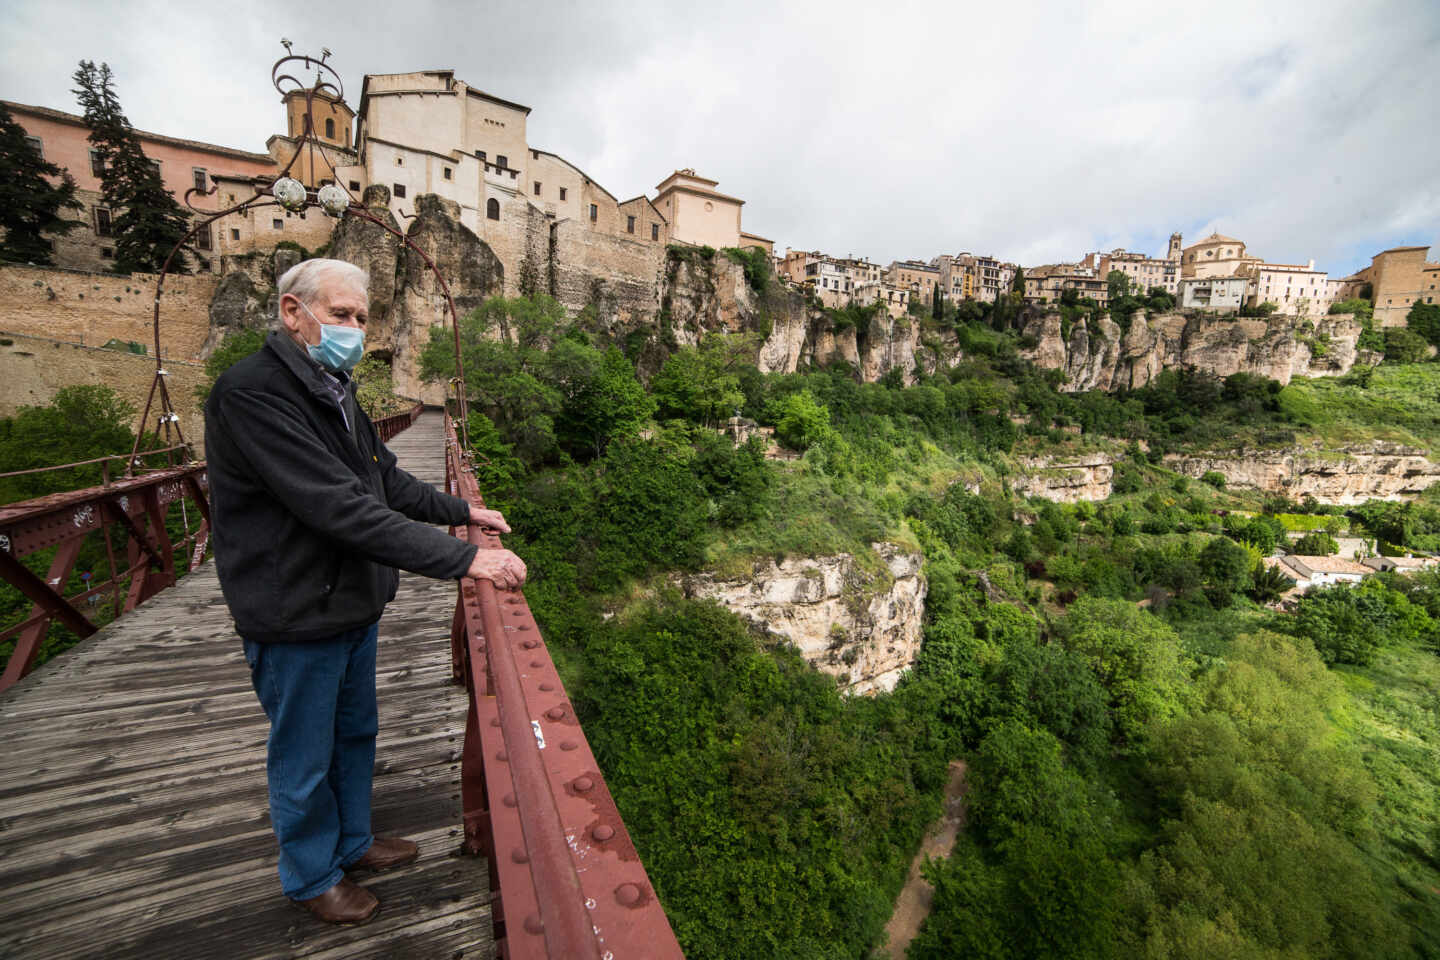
[127,44,470,472]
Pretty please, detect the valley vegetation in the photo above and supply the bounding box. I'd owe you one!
[411,279,1440,960]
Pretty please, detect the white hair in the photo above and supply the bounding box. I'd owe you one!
[277,258,369,304]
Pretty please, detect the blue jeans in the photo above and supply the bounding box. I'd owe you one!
[243,623,379,900]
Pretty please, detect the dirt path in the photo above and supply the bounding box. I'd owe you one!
[881,759,969,958]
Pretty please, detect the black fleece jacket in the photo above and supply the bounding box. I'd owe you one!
[204,332,477,643]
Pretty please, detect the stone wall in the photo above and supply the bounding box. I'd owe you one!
[0,331,207,450]
[0,263,217,361]
[679,544,927,695]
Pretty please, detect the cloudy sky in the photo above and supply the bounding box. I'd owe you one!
[5,0,1437,276]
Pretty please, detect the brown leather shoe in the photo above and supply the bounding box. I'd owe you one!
[294,878,379,925]
[347,836,419,872]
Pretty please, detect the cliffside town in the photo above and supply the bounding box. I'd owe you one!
[4,65,1439,463]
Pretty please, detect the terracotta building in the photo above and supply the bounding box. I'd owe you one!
[1340,245,1440,327]
[652,170,744,250]
[4,99,277,272]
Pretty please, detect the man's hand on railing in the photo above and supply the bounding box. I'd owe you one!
[467,548,527,590]
[468,506,511,534]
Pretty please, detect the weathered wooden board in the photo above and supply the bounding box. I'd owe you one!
[0,412,495,959]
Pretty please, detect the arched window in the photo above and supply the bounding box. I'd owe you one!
[325,118,335,139]
[486,198,500,221]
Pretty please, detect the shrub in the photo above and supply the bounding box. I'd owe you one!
[1200,470,1227,489]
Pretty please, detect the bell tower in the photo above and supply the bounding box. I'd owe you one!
[1168,232,1183,261]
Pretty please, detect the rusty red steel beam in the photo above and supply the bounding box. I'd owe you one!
[444,415,684,960]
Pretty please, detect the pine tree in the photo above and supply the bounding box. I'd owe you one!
[0,102,83,265]
[72,61,192,274]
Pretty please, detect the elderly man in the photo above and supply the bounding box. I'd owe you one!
[204,258,525,925]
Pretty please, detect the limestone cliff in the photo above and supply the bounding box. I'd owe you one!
[1165,444,1440,504]
[1018,310,1364,391]
[1014,453,1115,502]
[659,250,954,384]
[678,544,926,695]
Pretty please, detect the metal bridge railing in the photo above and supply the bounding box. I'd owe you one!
[0,464,210,693]
[373,401,423,443]
[444,413,684,960]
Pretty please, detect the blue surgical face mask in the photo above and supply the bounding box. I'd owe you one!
[297,300,365,373]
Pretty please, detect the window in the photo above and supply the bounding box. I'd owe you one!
[589,203,597,222]
[443,167,452,180]
[395,156,403,166]
[193,168,207,192]
[475,150,486,162]
[496,155,508,169]
[652,223,659,241]
[559,187,567,201]
[196,224,212,251]
[95,207,113,236]
[325,118,335,139]
[230,228,240,241]
[25,135,42,156]
[534,181,541,196]
[90,149,104,178]
[627,215,635,234]
[273,218,283,230]
[393,183,406,198]
[349,180,361,192]
[101,246,114,259]
[486,198,500,220]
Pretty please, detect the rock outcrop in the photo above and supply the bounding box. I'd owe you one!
[1165,443,1440,504]
[659,251,951,385]
[679,543,926,695]
[1018,310,1365,391]
[1014,453,1115,502]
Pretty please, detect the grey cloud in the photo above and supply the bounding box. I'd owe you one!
[3,0,1434,275]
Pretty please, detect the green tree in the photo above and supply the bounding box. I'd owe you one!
[0,102,83,264]
[72,60,193,274]
[195,328,264,403]
[0,386,135,502]
[1106,269,1131,302]
[649,334,752,426]
[770,389,834,451]
[419,295,572,464]
[1011,265,1025,296]
[1291,529,1339,555]
[1383,326,1429,364]
[1249,561,1295,603]
[1054,597,1191,745]
[558,346,656,458]
[1198,535,1251,607]
[1406,300,1440,347]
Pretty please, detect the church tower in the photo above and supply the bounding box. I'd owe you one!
[1167,232,1183,261]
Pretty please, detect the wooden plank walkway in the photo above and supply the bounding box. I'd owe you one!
[0,411,495,959]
